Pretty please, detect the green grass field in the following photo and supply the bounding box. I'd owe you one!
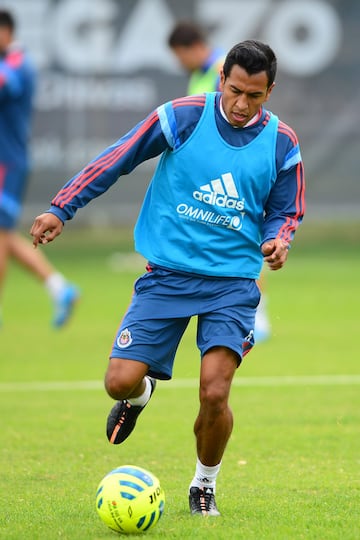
[0,222,359,539]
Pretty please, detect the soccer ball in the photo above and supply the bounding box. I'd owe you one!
[95,465,165,534]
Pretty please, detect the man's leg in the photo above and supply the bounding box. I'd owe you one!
[9,231,80,327]
[195,346,237,464]
[105,357,156,444]
[9,231,55,280]
[0,229,10,322]
[189,346,238,516]
[255,272,271,342]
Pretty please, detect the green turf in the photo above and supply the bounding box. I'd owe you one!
[0,222,359,539]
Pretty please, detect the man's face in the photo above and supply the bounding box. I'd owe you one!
[171,43,206,72]
[0,26,12,54]
[219,64,274,127]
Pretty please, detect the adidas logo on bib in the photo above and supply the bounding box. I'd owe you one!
[193,173,245,211]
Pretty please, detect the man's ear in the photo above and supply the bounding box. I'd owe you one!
[265,82,275,101]
[219,70,225,91]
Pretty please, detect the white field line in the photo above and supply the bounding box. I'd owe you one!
[0,374,360,393]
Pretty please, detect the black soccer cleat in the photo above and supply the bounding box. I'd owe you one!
[189,486,221,516]
[106,376,156,445]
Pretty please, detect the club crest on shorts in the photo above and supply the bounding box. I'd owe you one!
[117,328,133,348]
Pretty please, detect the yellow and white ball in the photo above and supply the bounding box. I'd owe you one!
[96,465,165,534]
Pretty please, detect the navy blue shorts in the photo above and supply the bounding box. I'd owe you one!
[110,264,260,380]
[0,163,27,229]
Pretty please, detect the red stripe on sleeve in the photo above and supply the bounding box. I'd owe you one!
[278,121,298,146]
[277,161,306,243]
[172,95,206,108]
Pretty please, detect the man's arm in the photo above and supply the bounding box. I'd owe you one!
[262,125,306,269]
[48,110,169,223]
[263,160,305,244]
[0,50,25,100]
[29,109,167,246]
[47,93,205,223]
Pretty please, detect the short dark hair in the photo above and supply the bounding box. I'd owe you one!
[223,40,277,87]
[168,21,207,48]
[0,9,15,31]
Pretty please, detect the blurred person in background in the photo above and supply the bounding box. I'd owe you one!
[168,20,271,342]
[30,39,305,515]
[0,9,79,328]
[168,20,225,94]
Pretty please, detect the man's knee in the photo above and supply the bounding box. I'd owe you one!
[199,382,230,412]
[104,358,148,399]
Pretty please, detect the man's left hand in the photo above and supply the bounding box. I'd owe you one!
[261,239,289,270]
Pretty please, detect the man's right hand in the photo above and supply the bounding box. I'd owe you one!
[30,213,64,248]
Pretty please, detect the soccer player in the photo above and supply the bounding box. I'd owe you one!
[168,20,225,94]
[168,21,271,342]
[30,40,305,515]
[0,9,79,328]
